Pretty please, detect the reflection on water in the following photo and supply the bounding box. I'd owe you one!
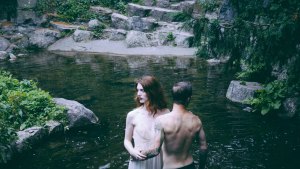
[1,51,300,169]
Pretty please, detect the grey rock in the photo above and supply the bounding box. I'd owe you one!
[44,120,64,135]
[278,98,299,118]
[156,0,170,8]
[128,16,158,32]
[226,80,262,103]
[10,33,29,49]
[125,31,150,48]
[72,30,93,42]
[174,31,193,47]
[219,0,235,22]
[53,98,99,128]
[29,29,61,48]
[16,9,41,25]
[50,21,80,31]
[111,13,129,30]
[150,7,179,22]
[109,29,127,41]
[0,37,10,51]
[16,126,47,152]
[88,19,101,30]
[0,51,9,60]
[9,53,17,61]
[90,6,113,15]
[17,0,37,9]
[143,0,156,6]
[127,3,152,17]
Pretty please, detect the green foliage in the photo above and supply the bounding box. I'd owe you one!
[199,0,221,12]
[35,0,133,21]
[36,0,60,15]
[116,0,127,14]
[166,32,175,42]
[0,70,67,161]
[248,80,287,115]
[92,23,106,38]
[236,62,269,82]
[56,0,93,22]
[132,0,143,4]
[194,0,300,91]
[172,12,193,22]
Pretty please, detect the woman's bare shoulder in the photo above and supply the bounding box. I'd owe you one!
[127,107,141,117]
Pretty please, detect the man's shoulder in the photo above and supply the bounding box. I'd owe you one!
[187,111,202,126]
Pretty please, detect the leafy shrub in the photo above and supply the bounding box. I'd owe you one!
[116,0,127,14]
[166,32,175,42]
[248,80,287,115]
[0,70,67,162]
[92,23,106,39]
[172,12,193,22]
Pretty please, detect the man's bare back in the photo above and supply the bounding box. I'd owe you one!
[141,82,207,169]
[156,106,204,168]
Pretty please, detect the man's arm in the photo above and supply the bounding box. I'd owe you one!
[198,122,208,169]
[140,119,164,159]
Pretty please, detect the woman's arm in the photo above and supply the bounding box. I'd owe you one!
[124,111,146,160]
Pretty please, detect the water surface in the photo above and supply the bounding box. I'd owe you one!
[1,51,299,169]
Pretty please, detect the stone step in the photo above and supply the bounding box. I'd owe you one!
[127,3,180,22]
[169,1,195,13]
[90,6,113,15]
[111,13,158,32]
[139,0,191,7]
[50,21,82,31]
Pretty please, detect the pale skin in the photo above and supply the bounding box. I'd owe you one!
[124,83,169,161]
[141,102,207,169]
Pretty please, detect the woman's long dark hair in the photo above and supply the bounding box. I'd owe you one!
[135,76,167,116]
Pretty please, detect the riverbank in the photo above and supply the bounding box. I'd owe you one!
[48,37,197,57]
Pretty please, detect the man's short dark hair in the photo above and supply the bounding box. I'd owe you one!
[172,82,192,106]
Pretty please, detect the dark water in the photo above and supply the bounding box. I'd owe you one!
[1,51,300,169]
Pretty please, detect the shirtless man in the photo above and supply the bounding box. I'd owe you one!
[141,81,208,169]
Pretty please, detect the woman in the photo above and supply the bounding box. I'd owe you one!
[124,76,169,169]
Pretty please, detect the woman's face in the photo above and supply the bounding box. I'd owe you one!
[137,83,148,104]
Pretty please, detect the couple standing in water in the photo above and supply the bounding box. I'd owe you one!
[124,76,208,169]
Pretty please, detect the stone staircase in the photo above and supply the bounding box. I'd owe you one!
[90,0,196,48]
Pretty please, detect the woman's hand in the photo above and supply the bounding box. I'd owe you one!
[130,149,146,161]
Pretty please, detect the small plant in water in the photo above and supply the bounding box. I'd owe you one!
[248,80,287,115]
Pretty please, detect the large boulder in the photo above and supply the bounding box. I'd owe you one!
[53,98,99,128]
[226,80,262,103]
[0,37,10,51]
[15,126,47,152]
[111,13,129,30]
[29,29,61,48]
[125,31,150,48]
